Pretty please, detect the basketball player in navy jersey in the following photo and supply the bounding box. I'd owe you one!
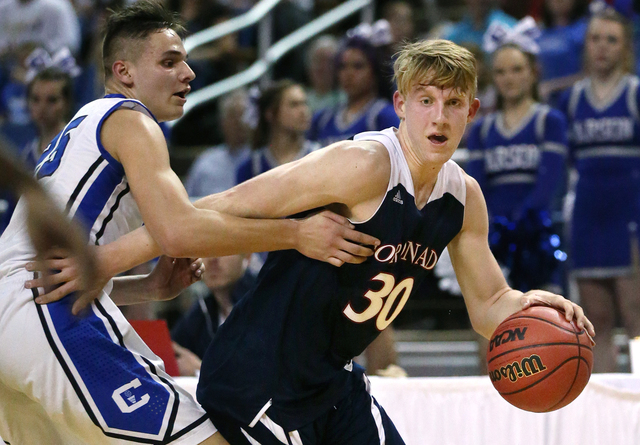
[37,40,595,444]
[0,2,378,444]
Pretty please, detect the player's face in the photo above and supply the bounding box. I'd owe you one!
[586,18,626,76]
[492,47,535,104]
[275,85,311,133]
[28,80,68,129]
[128,29,195,122]
[338,48,376,101]
[394,82,479,165]
[202,255,247,291]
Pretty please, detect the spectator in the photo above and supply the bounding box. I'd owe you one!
[171,253,255,376]
[22,67,74,168]
[557,6,640,372]
[382,1,417,48]
[184,89,251,198]
[437,0,517,48]
[308,28,399,147]
[304,35,345,114]
[468,23,569,293]
[0,0,81,58]
[537,0,590,102]
[236,79,317,183]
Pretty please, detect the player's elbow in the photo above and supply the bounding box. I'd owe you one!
[150,220,192,258]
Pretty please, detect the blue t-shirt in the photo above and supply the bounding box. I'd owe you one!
[308,98,399,147]
[537,18,589,82]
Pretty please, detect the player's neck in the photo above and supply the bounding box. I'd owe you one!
[591,69,625,99]
[268,130,305,165]
[501,97,535,130]
[396,125,440,208]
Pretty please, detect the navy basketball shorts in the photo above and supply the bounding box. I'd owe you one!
[206,365,405,445]
[0,272,217,444]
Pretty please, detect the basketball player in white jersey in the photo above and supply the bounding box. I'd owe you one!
[36,40,597,444]
[0,2,378,444]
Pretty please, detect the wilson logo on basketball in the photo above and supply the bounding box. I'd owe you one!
[489,354,547,383]
[489,327,527,352]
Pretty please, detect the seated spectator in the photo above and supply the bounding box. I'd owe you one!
[436,0,517,48]
[0,0,81,58]
[184,89,251,198]
[22,66,75,168]
[308,27,399,147]
[171,254,255,376]
[382,1,417,49]
[236,79,318,183]
[304,35,345,114]
[537,0,590,102]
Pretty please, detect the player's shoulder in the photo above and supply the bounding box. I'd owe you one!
[319,138,391,183]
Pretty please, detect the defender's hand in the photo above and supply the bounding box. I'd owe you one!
[294,210,380,267]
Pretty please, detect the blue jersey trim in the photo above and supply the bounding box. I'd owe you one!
[73,164,124,234]
[95,99,159,175]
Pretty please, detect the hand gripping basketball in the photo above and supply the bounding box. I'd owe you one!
[487,306,594,412]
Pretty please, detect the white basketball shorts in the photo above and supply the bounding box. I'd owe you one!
[0,271,217,444]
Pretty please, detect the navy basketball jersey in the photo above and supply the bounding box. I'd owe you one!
[307,98,399,147]
[466,103,568,219]
[197,128,466,431]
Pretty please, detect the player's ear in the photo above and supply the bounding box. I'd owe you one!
[112,60,134,87]
[467,98,481,123]
[393,91,406,120]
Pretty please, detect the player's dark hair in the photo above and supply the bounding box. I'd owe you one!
[252,79,298,150]
[27,68,75,121]
[102,0,186,79]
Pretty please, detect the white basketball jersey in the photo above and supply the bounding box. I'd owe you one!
[0,95,149,278]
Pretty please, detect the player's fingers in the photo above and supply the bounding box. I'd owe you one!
[342,227,380,249]
[338,238,375,258]
[326,256,345,267]
[321,210,353,228]
[25,267,78,290]
[34,280,78,305]
[26,258,73,273]
[72,291,100,316]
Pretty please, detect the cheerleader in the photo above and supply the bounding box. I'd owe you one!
[558,6,640,372]
[467,18,569,292]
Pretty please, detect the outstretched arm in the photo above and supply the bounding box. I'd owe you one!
[447,174,595,339]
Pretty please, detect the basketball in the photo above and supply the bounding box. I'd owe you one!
[486,305,594,412]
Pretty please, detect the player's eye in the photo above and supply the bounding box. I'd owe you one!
[163,60,175,67]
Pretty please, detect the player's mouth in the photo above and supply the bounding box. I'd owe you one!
[428,133,448,145]
[173,88,190,102]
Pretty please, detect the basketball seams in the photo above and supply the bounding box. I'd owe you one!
[502,314,580,335]
[487,341,593,364]
[547,321,583,411]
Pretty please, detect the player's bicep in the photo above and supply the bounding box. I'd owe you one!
[448,176,508,321]
[101,111,193,234]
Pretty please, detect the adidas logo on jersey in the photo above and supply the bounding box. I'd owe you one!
[393,191,403,205]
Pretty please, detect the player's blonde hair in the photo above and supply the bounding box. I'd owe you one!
[393,39,477,100]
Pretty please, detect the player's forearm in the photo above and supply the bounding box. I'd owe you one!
[110,274,158,306]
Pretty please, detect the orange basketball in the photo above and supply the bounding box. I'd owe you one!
[487,306,594,412]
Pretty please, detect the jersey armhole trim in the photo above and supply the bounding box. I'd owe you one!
[95,99,157,174]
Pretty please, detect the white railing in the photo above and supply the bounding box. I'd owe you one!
[173,0,373,125]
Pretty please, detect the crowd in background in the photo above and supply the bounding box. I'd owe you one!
[1,0,639,375]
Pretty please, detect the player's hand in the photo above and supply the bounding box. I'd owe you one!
[148,256,205,301]
[294,210,380,267]
[173,342,202,377]
[520,290,596,340]
[25,247,110,315]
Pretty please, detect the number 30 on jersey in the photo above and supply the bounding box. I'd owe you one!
[343,273,414,331]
